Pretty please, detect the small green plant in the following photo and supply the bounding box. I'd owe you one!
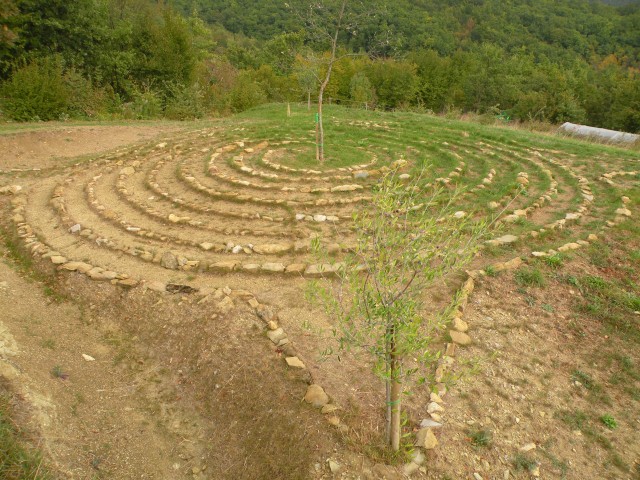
[515,268,545,287]
[572,369,597,390]
[512,453,537,472]
[468,428,492,447]
[50,365,68,380]
[600,414,617,429]
[40,339,56,350]
[543,254,564,269]
[542,303,554,312]
[485,265,498,277]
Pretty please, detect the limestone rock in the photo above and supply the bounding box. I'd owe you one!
[415,428,438,449]
[50,256,67,265]
[503,257,523,270]
[452,317,469,332]
[285,357,306,369]
[161,252,178,270]
[304,385,329,408]
[261,263,286,273]
[487,234,519,246]
[285,263,307,274]
[450,330,472,346]
[253,243,292,255]
[331,184,362,192]
[267,328,286,344]
[210,261,239,272]
[615,208,631,217]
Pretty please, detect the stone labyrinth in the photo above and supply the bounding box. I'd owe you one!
[4,123,635,291]
[1,117,638,460]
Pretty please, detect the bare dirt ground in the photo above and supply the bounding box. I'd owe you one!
[0,124,181,173]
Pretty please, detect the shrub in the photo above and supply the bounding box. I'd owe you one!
[121,86,163,119]
[227,73,267,113]
[0,57,70,121]
[164,82,206,119]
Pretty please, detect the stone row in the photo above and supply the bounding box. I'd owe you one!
[51,180,352,276]
[118,165,294,238]
[600,170,639,185]
[181,163,373,209]
[207,151,375,196]
[260,145,378,175]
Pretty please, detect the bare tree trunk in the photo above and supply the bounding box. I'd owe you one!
[389,350,402,452]
[317,90,325,163]
[307,91,311,111]
[287,102,291,117]
[315,0,346,164]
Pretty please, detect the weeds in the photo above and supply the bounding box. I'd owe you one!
[543,253,564,269]
[512,453,537,472]
[600,414,617,429]
[51,365,68,380]
[515,268,545,287]
[0,383,51,479]
[467,428,492,448]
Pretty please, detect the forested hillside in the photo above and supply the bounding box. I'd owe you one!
[0,0,638,132]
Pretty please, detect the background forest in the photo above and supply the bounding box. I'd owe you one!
[0,0,638,132]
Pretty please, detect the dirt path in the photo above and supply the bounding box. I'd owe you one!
[0,124,181,173]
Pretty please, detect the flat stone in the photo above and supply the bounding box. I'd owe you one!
[503,257,523,270]
[82,354,95,362]
[305,264,339,277]
[489,234,519,246]
[328,460,340,473]
[450,330,472,346]
[452,317,468,332]
[430,392,444,404]
[253,243,292,255]
[427,402,444,414]
[519,442,537,452]
[304,384,329,408]
[261,263,285,273]
[415,428,438,449]
[285,357,306,369]
[419,418,442,429]
[615,208,631,217]
[50,256,67,265]
[69,224,81,234]
[210,261,239,272]
[285,263,307,274]
[267,328,286,344]
[331,184,362,192]
[61,261,92,272]
[248,298,260,309]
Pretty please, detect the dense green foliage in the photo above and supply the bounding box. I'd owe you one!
[0,0,638,132]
